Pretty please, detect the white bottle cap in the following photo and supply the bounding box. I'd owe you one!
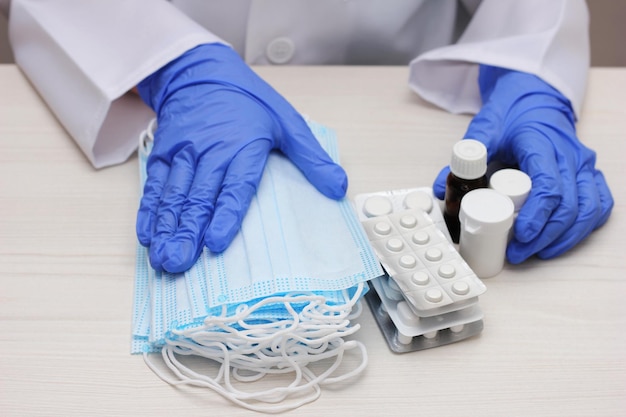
[489,168,532,212]
[450,139,488,180]
[459,188,514,278]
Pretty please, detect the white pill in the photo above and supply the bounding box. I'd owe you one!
[363,196,393,217]
[450,324,465,333]
[373,221,392,235]
[397,301,420,326]
[411,271,430,286]
[399,255,417,269]
[452,281,470,295]
[399,215,418,229]
[425,248,443,262]
[412,231,430,245]
[403,190,433,213]
[397,332,414,345]
[386,238,404,252]
[425,288,443,303]
[423,330,438,339]
[438,264,456,278]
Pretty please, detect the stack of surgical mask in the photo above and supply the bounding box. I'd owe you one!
[131,119,383,412]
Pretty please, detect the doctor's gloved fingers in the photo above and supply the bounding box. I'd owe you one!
[536,167,614,260]
[137,158,171,247]
[432,166,450,200]
[593,169,615,228]
[278,119,347,200]
[151,157,227,274]
[507,187,580,264]
[147,151,197,271]
[304,161,348,200]
[283,140,347,200]
[204,140,273,253]
[508,131,568,243]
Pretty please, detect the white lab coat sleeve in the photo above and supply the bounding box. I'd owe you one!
[8,0,224,168]
[408,0,589,116]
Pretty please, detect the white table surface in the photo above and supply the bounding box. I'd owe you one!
[1,64,625,417]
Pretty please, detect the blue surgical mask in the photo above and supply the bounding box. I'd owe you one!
[131,119,382,412]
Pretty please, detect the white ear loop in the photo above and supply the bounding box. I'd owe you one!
[143,282,367,413]
[138,118,157,157]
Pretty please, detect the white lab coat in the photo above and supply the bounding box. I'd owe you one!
[5,0,589,169]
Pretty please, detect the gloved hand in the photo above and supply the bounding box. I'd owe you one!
[136,43,348,273]
[433,65,613,264]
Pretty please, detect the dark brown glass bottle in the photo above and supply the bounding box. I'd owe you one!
[443,139,488,243]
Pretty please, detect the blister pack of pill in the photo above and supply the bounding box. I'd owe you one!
[353,187,486,353]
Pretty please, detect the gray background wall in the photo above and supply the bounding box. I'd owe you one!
[0,1,624,66]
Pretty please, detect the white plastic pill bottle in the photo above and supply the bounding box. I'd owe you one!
[488,168,532,214]
[459,188,514,278]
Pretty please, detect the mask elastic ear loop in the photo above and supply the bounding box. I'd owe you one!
[145,283,367,412]
[147,328,321,412]
[138,118,158,188]
[138,118,157,158]
[144,346,320,414]
[158,322,340,409]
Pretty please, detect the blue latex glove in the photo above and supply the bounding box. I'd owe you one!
[136,43,348,273]
[433,65,613,264]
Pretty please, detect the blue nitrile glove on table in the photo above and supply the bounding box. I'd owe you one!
[136,43,347,273]
[433,65,613,264]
